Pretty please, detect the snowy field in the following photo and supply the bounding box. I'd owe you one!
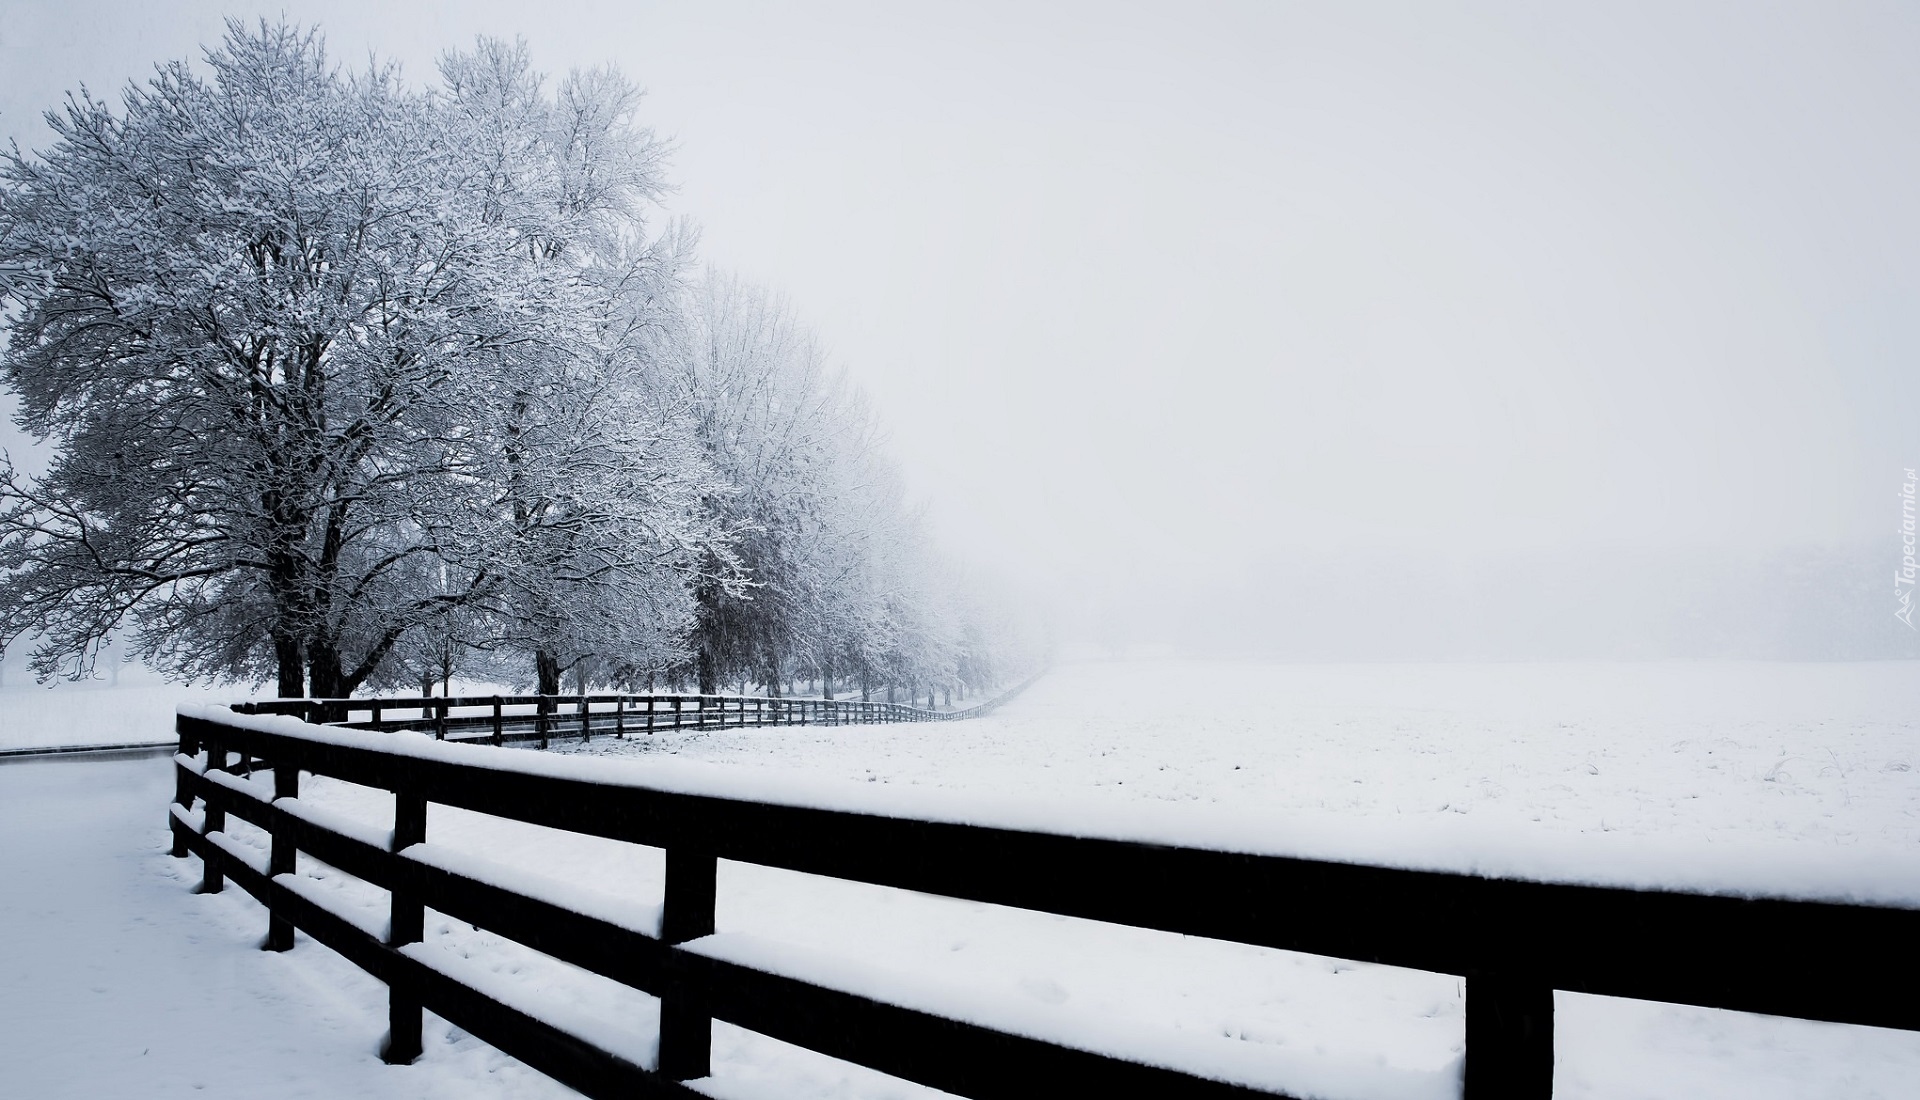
[3,659,1919,1098]
[560,659,1920,898]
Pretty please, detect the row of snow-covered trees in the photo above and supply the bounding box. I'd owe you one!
[0,21,1041,702]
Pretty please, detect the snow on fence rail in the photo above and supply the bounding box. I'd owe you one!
[169,705,1920,1100]
[230,673,1041,749]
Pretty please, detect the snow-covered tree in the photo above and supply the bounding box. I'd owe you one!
[0,22,714,697]
[668,276,891,694]
[430,39,734,696]
[0,21,1034,703]
[668,274,1028,703]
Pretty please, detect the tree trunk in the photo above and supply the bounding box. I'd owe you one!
[304,641,348,724]
[307,643,345,700]
[274,633,305,699]
[534,650,560,747]
[696,647,718,696]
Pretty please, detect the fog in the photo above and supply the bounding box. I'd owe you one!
[5,1,1917,658]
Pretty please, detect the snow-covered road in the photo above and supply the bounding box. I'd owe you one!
[0,754,572,1099]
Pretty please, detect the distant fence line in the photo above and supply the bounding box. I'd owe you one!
[231,671,1044,749]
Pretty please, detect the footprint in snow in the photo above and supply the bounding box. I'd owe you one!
[1018,977,1069,1005]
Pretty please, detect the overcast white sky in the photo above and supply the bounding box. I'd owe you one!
[4,2,1917,652]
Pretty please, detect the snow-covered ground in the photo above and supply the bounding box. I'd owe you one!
[4,659,1919,1098]
[553,659,1920,903]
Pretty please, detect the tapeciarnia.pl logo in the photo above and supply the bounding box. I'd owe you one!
[1899,468,1917,629]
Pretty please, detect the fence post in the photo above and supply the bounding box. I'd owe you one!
[1464,973,1553,1100]
[659,846,717,1079]
[198,742,228,894]
[434,698,447,741]
[265,764,300,951]
[492,697,503,746]
[581,694,591,741]
[616,697,626,739]
[383,791,428,1065]
[171,724,199,857]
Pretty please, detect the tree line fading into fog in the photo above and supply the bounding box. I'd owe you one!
[0,21,1043,702]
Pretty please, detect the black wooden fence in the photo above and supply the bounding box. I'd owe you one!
[170,706,1920,1100]
[231,679,1034,750]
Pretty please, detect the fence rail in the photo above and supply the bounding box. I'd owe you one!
[231,675,1039,749]
[170,705,1920,1100]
